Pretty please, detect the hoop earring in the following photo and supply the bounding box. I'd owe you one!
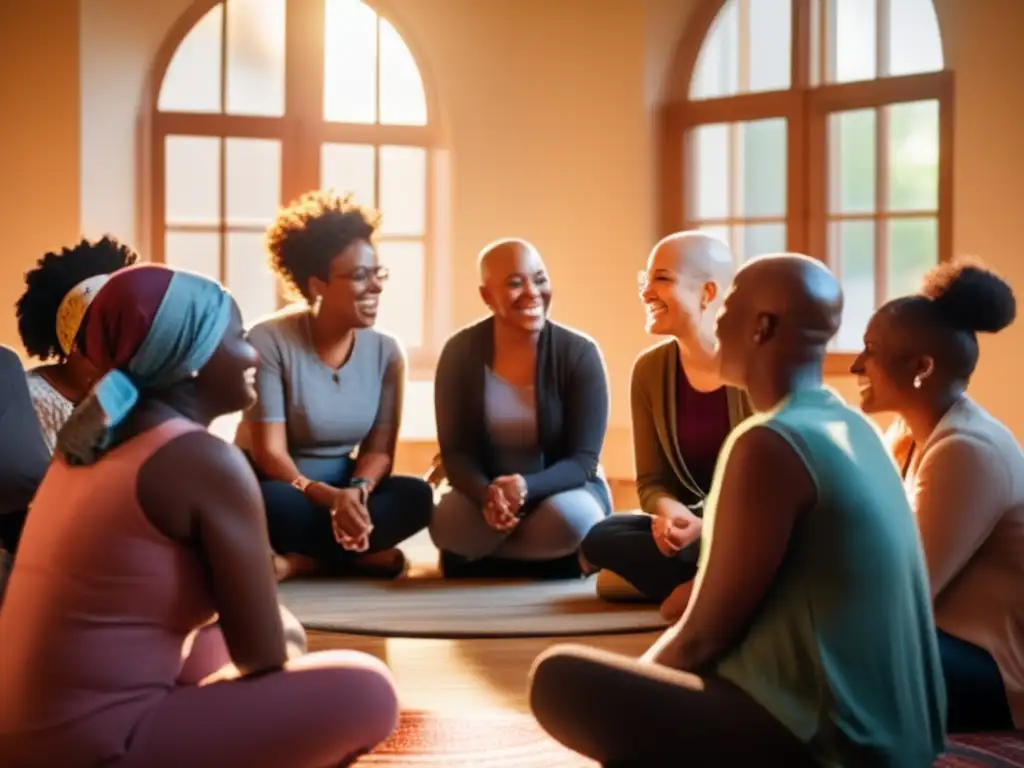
[311,294,323,316]
[913,374,923,389]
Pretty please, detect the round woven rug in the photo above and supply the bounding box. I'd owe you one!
[277,576,669,638]
[356,710,593,766]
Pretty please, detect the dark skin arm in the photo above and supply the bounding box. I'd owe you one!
[138,430,287,677]
[349,345,405,491]
[644,426,815,670]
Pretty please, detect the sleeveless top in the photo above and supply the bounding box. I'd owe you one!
[0,418,216,767]
[701,387,946,767]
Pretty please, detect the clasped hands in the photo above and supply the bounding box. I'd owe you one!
[329,486,372,552]
[652,500,702,557]
[483,474,528,532]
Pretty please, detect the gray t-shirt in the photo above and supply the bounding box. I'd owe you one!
[236,307,405,481]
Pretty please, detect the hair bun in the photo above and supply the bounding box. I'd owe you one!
[923,260,1016,334]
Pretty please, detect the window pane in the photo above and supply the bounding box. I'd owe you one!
[324,0,378,123]
[697,224,730,247]
[734,223,787,261]
[379,19,427,126]
[166,231,220,280]
[225,0,286,117]
[739,118,787,218]
[829,109,876,215]
[888,0,944,77]
[887,217,937,299]
[887,101,939,212]
[830,0,876,83]
[690,0,738,99]
[379,146,426,236]
[376,240,424,347]
[226,138,281,227]
[166,136,220,226]
[690,125,729,219]
[320,143,376,208]
[227,231,279,325]
[158,4,222,113]
[748,0,791,93]
[830,220,875,351]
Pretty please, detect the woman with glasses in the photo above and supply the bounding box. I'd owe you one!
[429,238,611,579]
[236,192,433,581]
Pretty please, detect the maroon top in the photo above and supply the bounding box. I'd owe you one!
[676,364,732,495]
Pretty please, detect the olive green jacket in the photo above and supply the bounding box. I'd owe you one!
[631,339,753,515]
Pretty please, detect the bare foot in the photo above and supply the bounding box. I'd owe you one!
[659,581,694,622]
[272,553,319,583]
[351,548,408,579]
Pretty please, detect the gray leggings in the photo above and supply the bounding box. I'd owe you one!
[428,487,607,561]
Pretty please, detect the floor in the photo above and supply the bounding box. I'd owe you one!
[304,529,657,716]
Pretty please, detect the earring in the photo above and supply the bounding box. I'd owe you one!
[189,369,199,380]
[913,374,923,389]
[311,294,323,316]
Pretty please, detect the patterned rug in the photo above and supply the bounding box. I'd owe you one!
[940,732,1024,767]
[278,576,668,638]
[355,710,593,766]
[354,712,1024,766]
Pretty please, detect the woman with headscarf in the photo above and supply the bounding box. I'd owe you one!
[0,264,398,767]
[851,259,1024,733]
[16,236,139,453]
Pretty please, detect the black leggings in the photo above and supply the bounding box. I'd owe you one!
[939,629,1014,733]
[256,461,433,573]
[580,513,699,602]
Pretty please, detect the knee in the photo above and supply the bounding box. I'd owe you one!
[579,516,616,565]
[528,644,591,726]
[314,652,400,746]
[428,492,476,550]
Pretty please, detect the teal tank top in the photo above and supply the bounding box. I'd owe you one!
[700,387,946,766]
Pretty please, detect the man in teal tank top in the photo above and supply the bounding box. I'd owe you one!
[529,254,946,765]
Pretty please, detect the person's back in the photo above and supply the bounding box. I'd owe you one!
[0,419,214,764]
[714,387,946,765]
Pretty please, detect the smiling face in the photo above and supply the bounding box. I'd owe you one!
[638,245,716,338]
[195,301,261,416]
[849,305,931,414]
[308,239,386,329]
[479,242,551,332]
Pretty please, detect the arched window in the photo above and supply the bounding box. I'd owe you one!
[142,0,443,372]
[660,0,951,365]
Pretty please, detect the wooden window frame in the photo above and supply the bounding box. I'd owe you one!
[658,0,954,375]
[137,0,445,379]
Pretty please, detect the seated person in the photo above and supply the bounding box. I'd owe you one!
[236,192,433,580]
[429,238,611,578]
[580,232,751,618]
[16,236,138,452]
[0,264,398,767]
[852,259,1023,733]
[0,345,49,569]
[528,254,946,765]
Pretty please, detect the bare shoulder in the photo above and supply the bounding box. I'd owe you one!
[137,430,262,540]
[725,424,816,508]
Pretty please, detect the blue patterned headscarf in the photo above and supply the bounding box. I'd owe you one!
[55,265,232,466]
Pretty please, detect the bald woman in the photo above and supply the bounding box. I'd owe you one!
[530,255,946,765]
[580,233,753,617]
[429,239,611,578]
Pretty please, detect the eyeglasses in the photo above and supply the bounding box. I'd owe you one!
[340,265,390,283]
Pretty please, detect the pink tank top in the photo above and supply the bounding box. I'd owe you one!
[0,418,216,762]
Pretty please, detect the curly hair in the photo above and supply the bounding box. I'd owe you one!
[921,257,1016,335]
[16,236,139,361]
[266,191,381,302]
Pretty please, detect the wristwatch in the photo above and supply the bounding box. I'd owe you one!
[349,477,372,503]
[291,475,312,493]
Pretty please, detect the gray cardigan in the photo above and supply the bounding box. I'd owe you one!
[434,316,612,514]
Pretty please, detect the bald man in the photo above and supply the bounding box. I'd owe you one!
[529,254,946,765]
[430,239,612,578]
[580,232,752,616]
